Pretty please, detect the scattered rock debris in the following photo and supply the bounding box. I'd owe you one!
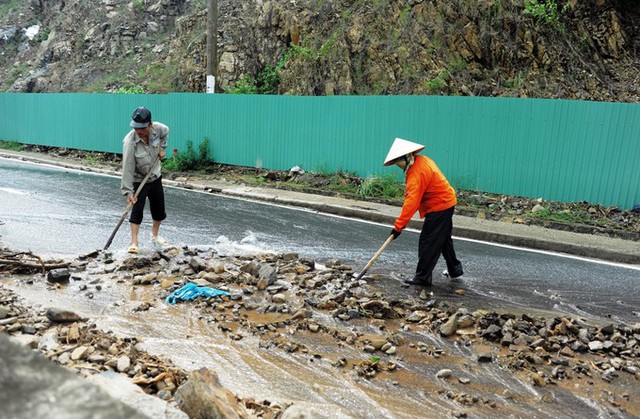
[1,245,638,417]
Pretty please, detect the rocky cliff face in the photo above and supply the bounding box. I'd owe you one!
[1,0,638,101]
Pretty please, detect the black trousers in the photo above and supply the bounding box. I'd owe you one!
[415,206,461,284]
[129,177,167,225]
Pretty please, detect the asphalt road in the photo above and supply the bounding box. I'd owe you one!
[1,157,639,325]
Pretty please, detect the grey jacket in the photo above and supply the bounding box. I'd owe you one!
[120,122,169,196]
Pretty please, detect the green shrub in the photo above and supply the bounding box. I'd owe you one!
[224,74,257,94]
[0,140,23,151]
[4,64,28,89]
[425,70,449,93]
[289,40,315,61]
[226,51,290,95]
[257,51,290,94]
[32,27,50,43]
[523,0,564,27]
[133,0,145,13]
[163,138,213,172]
[83,153,101,165]
[357,174,404,199]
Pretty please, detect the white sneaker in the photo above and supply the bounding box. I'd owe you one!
[152,235,169,246]
[443,265,464,279]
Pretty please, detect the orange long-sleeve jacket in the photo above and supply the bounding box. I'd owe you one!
[393,154,457,231]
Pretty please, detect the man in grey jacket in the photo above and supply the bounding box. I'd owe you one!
[121,107,169,254]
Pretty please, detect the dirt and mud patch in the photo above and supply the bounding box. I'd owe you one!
[1,247,638,418]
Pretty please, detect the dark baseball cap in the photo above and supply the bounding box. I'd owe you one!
[130,107,151,128]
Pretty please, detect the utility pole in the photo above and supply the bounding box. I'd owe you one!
[206,0,218,93]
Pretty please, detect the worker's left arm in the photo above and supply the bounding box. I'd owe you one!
[153,122,169,158]
[393,174,424,232]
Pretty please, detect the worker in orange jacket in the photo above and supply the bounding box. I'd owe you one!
[384,138,463,286]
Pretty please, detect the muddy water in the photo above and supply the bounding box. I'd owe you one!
[2,157,638,417]
[2,156,640,324]
[4,259,622,418]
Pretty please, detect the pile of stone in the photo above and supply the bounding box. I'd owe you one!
[0,287,186,396]
[0,284,281,418]
[120,245,639,388]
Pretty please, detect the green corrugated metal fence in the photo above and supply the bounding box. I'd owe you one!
[1,93,638,209]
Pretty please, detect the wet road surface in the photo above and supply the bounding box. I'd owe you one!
[1,157,639,325]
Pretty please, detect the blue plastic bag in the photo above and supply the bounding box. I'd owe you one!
[166,282,231,305]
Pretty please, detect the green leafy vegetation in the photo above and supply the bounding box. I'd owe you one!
[142,61,178,93]
[241,174,266,186]
[490,0,504,14]
[162,138,214,172]
[224,74,257,94]
[31,27,50,43]
[216,167,405,201]
[578,35,591,53]
[289,40,316,61]
[357,174,404,199]
[325,172,360,193]
[425,70,449,93]
[0,140,23,151]
[341,0,365,19]
[526,205,591,225]
[78,56,140,92]
[256,51,290,94]
[449,54,468,72]
[398,4,412,27]
[285,29,343,64]
[0,0,20,17]
[2,64,27,90]
[225,51,291,95]
[523,0,565,28]
[90,63,175,93]
[133,0,145,13]
[319,31,339,58]
[83,153,102,165]
[453,191,638,234]
[256,70,278,94]
[502,70,525,89]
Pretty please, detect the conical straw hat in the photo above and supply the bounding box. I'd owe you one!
[383,138,425,166]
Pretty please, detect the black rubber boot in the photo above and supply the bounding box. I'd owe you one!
[404,273,433,286]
